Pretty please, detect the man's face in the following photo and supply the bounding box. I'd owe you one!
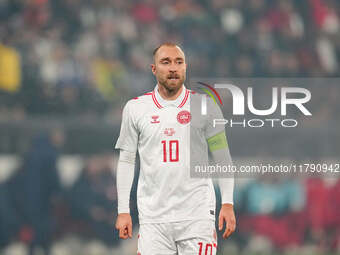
[151,46,187,91]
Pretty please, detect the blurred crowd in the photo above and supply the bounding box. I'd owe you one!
[233,177,340,254]
[0,130,122,255]
[1,0,340,255]
[0,0,340,118]
[0,131,339,255]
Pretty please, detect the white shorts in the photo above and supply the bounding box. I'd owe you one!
[137,219,217,255]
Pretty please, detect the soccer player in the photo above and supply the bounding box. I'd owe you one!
[115,43,235,255]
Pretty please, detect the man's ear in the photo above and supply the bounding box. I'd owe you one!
[151,64,156,75]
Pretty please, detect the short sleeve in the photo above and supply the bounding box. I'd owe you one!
[204,97,226,139]
[115,101,139,153]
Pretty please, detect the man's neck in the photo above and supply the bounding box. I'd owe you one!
[157,83,183,101]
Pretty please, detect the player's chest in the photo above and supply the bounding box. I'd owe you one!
[137,107,194,139]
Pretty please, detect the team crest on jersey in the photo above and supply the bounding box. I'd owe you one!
[151,115,160,124]
[177,110,191,124]
[164,128,175,136]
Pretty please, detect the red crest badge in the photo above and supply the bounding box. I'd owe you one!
[177,110,191,124]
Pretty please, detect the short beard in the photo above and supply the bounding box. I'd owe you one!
[158,76,185,94]
[160,82,175,93]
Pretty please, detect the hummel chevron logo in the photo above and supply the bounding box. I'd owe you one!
[151,115,160,124]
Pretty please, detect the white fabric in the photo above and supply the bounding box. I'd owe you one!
[154,85,186,107]
[218,178,234,205]
[119,149,136,164]
[210,147,234,205]
[115,84,233,223]
[137,220,217,255]
[116,150,135,214]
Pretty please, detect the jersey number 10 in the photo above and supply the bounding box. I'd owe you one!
[161,140,179,162]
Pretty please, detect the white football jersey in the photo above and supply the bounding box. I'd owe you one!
[115,84,226,224]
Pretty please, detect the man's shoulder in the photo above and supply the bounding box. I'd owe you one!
[187,89,216,103]
[187,89,200,98]
[132,91,153,100]
[187,89,214,105]
[124,91,155,111]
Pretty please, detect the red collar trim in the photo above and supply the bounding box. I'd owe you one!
[152,90,163,109]
[152,87,188,108]
[178,89,189,108]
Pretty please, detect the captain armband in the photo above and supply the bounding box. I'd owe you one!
[207,131,228,152]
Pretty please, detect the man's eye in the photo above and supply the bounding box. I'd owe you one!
[162,61,169,64]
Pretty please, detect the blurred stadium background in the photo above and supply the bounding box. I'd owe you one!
[0,0,340,255]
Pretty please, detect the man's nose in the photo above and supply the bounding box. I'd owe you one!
[169,65,178,72]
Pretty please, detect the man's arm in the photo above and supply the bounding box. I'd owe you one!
[208,131,236,239]
[114,100,139,239]
[115,149,135,239]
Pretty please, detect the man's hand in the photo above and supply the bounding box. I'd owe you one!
[218,203,236,239]
[115,213,133,239]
